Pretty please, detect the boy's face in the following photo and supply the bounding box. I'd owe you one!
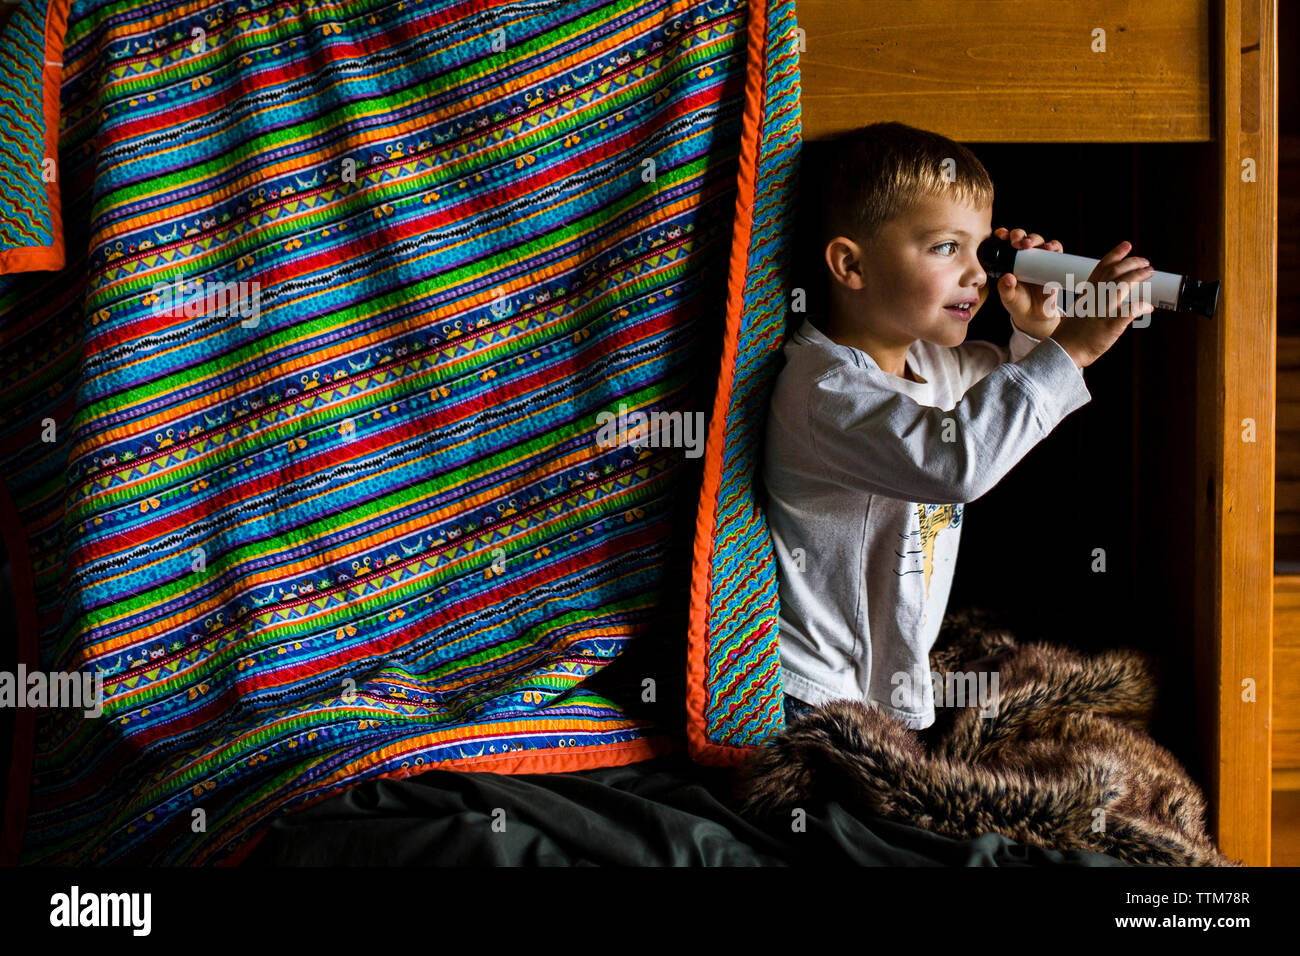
[831,194,992,349]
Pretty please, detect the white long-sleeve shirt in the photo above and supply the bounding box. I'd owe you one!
[761,316,1091,728]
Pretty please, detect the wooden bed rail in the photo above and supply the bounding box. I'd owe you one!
[796,0,1211,143]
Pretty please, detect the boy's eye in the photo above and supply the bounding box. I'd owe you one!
[932,241,958,255]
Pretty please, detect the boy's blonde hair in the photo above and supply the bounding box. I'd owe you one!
[817,121,994,247]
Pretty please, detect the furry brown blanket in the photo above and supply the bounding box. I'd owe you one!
[735,608,1240,866]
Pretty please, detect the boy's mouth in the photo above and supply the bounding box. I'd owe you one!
[943,299,976,320]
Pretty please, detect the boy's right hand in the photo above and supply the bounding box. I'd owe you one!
[1049,241,1155,369]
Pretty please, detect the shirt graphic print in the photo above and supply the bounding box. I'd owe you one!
[900,502,963,627]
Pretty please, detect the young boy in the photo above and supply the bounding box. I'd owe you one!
[764,122,1154,728]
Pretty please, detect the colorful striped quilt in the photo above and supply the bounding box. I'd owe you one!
[0,0,800,864]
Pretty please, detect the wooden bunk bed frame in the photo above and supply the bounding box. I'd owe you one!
[795,0,1277,866]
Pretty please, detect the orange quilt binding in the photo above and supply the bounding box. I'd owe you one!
[685,0,771,767]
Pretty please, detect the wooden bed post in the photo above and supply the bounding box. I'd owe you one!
[1195,0,1276,866]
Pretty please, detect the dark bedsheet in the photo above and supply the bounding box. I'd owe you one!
[240,751,1129,866]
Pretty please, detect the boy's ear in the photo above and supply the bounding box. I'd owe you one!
[824,235,866,291]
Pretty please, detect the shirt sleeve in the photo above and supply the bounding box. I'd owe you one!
[806,335,1091,504]
[953,316,1081,395]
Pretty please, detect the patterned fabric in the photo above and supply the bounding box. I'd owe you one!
[0,0,783,865]
[0,0,69,273]
[686,0,798,762]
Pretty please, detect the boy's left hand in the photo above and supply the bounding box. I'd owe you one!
[990,227,1064,338]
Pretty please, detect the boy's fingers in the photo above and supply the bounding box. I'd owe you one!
[1002,227,1058,250]
[1092,247,1144,283]
[1097,240,1132,266]
[1042,286,1061,317]
[1117,296,1153,320]
[1119,274,1148,299]
[1111,275,1156,317]
[1107,261,1155,282]
[998,274,1029,308]
[1123,277,1154,310]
